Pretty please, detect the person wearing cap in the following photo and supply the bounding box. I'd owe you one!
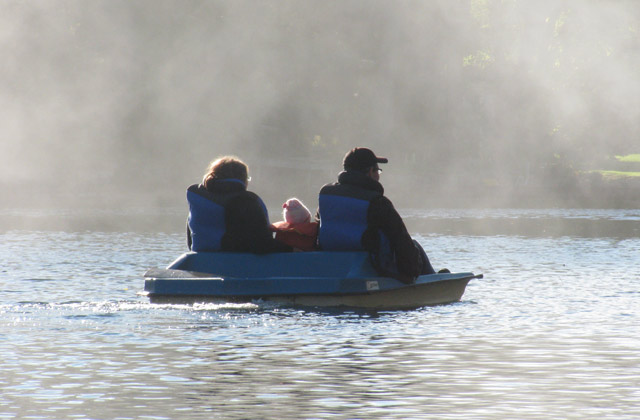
[186,156,291,254]
[317,147,437,283]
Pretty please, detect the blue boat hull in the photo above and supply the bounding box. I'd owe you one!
[143,252,481,309]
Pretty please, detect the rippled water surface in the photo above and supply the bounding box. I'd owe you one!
[1,208,639,419]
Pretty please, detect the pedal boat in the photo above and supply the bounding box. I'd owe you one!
[143,251,481,310]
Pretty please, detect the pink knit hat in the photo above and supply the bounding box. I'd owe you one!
[282,198,311,225]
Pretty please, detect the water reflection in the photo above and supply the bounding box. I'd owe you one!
[4,296,639,419]
[0,209,639,419]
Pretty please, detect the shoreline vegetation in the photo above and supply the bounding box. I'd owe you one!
[1,153,638,233]
[392,152,640,209]
[3,154,639,212]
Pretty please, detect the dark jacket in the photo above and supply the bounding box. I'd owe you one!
[187,180,291,254]
[318,171,422,281]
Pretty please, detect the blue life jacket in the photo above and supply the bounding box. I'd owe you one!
[187,180,269,252]
[318,183,381,251]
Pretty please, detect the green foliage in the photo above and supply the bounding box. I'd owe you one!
[470,0,491,29]
[596,170,640,179]
[463,50,494,68]
[615,154,640,163]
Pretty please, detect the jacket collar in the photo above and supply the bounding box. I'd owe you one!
[337,170,384,194]
[204,178,247,193]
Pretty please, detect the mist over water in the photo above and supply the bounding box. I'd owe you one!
[2,4,639,418]
[2,0,639,211]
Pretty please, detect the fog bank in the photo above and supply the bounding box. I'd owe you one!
[2,0,639,211]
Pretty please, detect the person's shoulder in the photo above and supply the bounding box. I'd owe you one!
[319,181,340,194]
[320,181,339,188]
[243,190,264,201]
[370,195,396,211]
[371,194,389,202]
[187,183,202,192]
[187,183,212,200]
[235,190,268,211]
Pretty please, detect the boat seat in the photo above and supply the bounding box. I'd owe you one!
[168,251,380,278]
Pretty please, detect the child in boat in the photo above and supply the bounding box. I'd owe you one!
[270,198,319,251]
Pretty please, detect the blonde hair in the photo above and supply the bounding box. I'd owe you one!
[202,156,249,189]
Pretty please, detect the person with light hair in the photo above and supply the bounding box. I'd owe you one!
[186,156,291,253]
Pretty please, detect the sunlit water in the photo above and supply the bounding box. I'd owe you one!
[1,208,639,419]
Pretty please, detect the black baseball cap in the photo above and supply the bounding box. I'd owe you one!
[343,147,388,172]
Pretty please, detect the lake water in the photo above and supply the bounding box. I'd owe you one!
[1,208,639,419]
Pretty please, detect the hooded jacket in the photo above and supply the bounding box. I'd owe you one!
[318,170,422,281]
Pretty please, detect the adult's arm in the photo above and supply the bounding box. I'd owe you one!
[367,196,422,278]
[186,218,192,250]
